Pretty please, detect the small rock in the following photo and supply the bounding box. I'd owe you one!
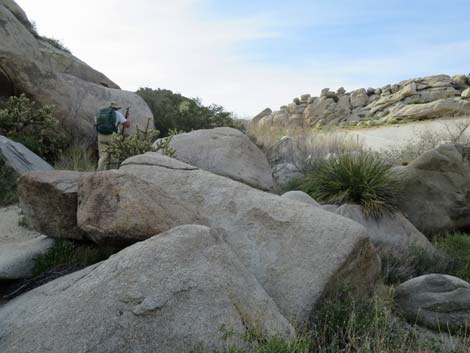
[395,274,470,332]
[461,88,470,99]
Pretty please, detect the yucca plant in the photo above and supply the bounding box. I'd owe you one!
[297,153,401,217]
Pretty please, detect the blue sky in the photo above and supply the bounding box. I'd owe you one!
[15,0,470,116]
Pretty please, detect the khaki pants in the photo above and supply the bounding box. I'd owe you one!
[96,134,113,171]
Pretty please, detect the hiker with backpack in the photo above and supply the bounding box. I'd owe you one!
[95,102,130,171]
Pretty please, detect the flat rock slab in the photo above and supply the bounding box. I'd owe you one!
[0,225,294,353]
[395,274,470,332]
[0,206,54,280]
[0,136,53,176]
[156,127,275,191]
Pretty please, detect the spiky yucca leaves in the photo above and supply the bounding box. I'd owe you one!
[298,153,401,217]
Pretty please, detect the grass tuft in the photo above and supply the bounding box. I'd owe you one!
[292,153,401,217]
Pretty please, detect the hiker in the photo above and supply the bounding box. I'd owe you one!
[95,102,130,171]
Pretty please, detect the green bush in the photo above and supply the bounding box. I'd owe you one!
[0,94,66,162]
[104,119,175,169]
[40,36,71,54]
[0,160,18,206]
[293,153,401,217]
[136,88,244,137]
[380,232,470,285]
[33,239,117,277]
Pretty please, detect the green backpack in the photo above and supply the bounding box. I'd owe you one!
[96,107,117,135]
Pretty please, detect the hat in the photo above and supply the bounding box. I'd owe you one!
[110,102,122,110]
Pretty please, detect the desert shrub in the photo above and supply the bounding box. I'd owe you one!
[247,125,364,172]
[32,239,117,276]
[136,88,244,137]
[54,144,97,172]
[293,153,401,217]
[0,94,66,162]
[104,119,176,169]
[0,160,18,206]
[40,36,71,53]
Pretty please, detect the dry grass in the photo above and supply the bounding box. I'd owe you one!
[247,124,365,171]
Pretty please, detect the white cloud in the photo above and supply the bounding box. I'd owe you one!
[13,0,470,117]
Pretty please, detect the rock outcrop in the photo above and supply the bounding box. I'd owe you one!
[395,274,470,332]
[0,135,53,175]
[77,171,208,245]
[326,204,434,253]
[155,127,275,191]
[0,225,295,353]
[0,0,152,142]
[119,152,381,325]
[18,171,87,241]
[395,144,470,235]
[254,74,470,128]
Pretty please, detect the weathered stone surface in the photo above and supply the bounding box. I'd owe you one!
[392,98,470,120]
[0,1,152,142]
[395,274,470,332]
[17,171,87,240]
[156,127,275,191]
[328,204,434,253]
[120,153,381,324]
[396,144,470,235]
[77,171,208,245]
[350,88,369,108]
[281,191,319,207]
[462,88,470,99]
[0,206,54,280]
[252,108,272,124]
[0,135,53,176]
[272,163,304,191]
[0,225,295,353]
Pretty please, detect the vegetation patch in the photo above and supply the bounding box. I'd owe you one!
[291,153,401,217]
[0,159,17,206]
[136,88,244,137]
[0,94,66,163]
[381,232,470,285]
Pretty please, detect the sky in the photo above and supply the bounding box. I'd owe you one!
[15,0,470,118]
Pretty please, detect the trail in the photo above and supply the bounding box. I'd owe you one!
[344,117,470,150]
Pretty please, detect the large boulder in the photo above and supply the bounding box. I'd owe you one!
[327,204,434,253]
[395,274,470,332]
[155,127,275,191]
[396,144,470,235]
[0,135,53,175]
[0,206,54,280]
[17,171,87,240]
[0,1,152,143]
[282,191,320,207]
[0,225,294,353]
[391,98,470,120]
[77,171,208,245]
[120,153,381,325]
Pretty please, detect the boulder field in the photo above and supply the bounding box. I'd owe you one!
[254,74,470,129]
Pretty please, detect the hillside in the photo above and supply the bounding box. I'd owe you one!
[253,74,470,128]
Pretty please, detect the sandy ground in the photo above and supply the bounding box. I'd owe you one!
[0,206,41,245]
[344,117,470,151]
